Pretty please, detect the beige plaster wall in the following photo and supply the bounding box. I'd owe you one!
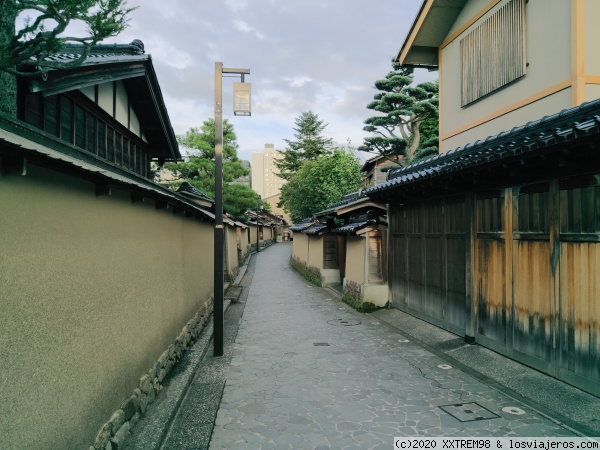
[248,225,258,245]
[238,227,249,261]
[584,0,600,76]
[440,0,572,151]
[443,89,572,151]
[345,236,366,285]
[225,225,239,281]
[586,85,600,102]
[0,164,214,450]
[263,226,273,241]
[307,236,324,269]
[292,232,309,262]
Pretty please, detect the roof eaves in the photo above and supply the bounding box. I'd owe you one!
[0,115,212,221]
[302,224,329,236]
[366,99,600,196]
[332,221,369,234]
[25,41,180,161]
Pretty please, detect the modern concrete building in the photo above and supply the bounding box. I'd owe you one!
[251,144,285,198]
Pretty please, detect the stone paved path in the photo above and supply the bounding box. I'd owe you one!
[208,243,576,450]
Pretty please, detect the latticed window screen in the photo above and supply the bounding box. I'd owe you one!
[461,0,526,106]
[23,92,152,178]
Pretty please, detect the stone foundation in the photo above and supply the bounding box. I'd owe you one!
[89,299,213,450]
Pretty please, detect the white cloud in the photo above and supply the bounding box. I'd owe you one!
[284,76,313,88]
[233,19,266,40]
[104,0,434,159]
[225,0,249,14]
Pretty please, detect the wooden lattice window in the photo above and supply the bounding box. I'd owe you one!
[22,91,151,178]
[461,0,526,106]
[323,234,338,269]
[477,191,504,234]
[560,175,600,235]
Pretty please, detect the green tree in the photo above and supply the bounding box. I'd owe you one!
[165,118,262,221]
[1,0,135,115]
[413,115,439,162]
[274,110,334,180]
[358,60,439,166]
[279,147,363,223]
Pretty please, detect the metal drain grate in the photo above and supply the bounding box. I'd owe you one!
[439,402,500,422]
[313,343,330,346]
[327,318,361,326]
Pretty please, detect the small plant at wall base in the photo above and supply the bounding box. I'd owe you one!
[342,280,384,313]
[290,256,321,286]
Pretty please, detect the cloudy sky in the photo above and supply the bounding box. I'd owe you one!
[104,0,438,162]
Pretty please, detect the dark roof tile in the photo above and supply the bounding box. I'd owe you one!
[367,98,600,196]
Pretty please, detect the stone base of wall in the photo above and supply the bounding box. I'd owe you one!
[290,256,321,286]
[342,279,387,312]
[363,284,388,307]
[89,299,214,450]
[320,269,340,287]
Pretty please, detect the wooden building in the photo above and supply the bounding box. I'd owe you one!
[368,0,600,395]
[316,193,388,306]
[290,220,339,286]
[362,154,402,187]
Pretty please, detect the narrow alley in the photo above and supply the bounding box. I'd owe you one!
[125,243,600,450]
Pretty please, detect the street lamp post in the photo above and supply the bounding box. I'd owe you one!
[256,197,261,254]
[214,62,250,357]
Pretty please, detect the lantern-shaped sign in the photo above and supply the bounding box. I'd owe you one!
[233,82,251,116]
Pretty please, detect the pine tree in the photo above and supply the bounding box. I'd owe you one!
[274,110,333,180]
[165,118,262,221]
[0,0,135,116]
[358,60,439,166]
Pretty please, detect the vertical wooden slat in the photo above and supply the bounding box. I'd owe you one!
[466,192,476,340]
[461,0,526,106]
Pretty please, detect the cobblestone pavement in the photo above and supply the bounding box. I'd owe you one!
[208,243,578,450]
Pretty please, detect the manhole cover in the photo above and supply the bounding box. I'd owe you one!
[327,318,361,326]
[313,343,330,346]
[439,402,500,422]
[502,406,526,415]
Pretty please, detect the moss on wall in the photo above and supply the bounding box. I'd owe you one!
[290,256,321,286]
[342,280,383,313]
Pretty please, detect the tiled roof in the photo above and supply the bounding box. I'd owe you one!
[176,182,213,203]
[315,191,367,217]
[332,221,368,233]
[366,98,600,197]
[25,39,179,161]
[303,224,329,235]
[41,40,148,66]
[289,222,314,232]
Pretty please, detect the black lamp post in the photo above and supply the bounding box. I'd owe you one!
[214,62,250,357]
[256,197,261,253]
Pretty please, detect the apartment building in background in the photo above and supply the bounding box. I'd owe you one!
[251,144,285,198]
